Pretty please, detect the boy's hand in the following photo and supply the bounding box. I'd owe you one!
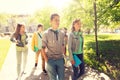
[44,57,48,62]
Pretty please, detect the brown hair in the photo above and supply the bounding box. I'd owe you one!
[50,13,59,20]
[71,19,81,32]
[37,24,43,30]
[14,24,23,39]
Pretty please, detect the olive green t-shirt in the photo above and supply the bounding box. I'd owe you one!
[16,34,28,52]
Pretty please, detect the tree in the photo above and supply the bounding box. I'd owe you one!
[29,6,60,30]
[97,0,120,29]
[61,0,94,32]
[94,0,99,59]
[0,13,11,32]
[0,13,10,26]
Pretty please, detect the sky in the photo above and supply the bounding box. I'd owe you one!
[0,0,72,15]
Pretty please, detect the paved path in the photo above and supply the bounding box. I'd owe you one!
[0,43,111,80]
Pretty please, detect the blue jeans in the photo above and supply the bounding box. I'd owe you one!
[72,54,85,80]
[47,58,64,80]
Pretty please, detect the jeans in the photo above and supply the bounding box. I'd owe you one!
[47,58,64,80]
[16,47,28,76]
[72,54,84,80]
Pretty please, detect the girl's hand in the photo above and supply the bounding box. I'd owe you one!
[15,40,19,44]
[71,60,75,65]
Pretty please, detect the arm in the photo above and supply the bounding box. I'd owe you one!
[42,32,48,62]
[61,31,68,55]
[63,35,68,55]
[62,32,66,55]
[68,33,75,65]
[41,48,48,62]
[25,33,28,45]
[10,33,17,43]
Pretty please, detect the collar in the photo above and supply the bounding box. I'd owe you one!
[73,31,82,36]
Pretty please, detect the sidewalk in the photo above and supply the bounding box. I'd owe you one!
[0,43,111,80]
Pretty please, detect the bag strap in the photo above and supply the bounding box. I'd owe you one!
[50,29,59,40]
[38,33,42,38]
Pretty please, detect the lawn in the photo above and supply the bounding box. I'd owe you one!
[84,34,120,79]
[0,39,11,70]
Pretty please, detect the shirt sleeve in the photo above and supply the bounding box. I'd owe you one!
[64,34,68,46]
[61,31,66,46]
[42,32,47,49]
[10,33,15,42]
[68,33,74,61]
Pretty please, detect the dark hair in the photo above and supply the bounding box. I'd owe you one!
[50,13,59,20]
[71,19,81,32]
[37,24,43,30]
[14,24,24,39]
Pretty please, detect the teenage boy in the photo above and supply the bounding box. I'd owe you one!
[31,24,47,74]
[42,13,65,80]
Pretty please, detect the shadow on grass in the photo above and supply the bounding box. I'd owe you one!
[85,40,120,79]
[98,35,110,40]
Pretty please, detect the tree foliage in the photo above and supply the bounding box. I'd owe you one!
[97,0,120,28]
[28,7,60,30]
[0,0,120,31]
[0,13,10,26]
[61,0,94,31]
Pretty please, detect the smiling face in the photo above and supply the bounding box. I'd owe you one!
[74,21,81,31]
[72,19,81,32]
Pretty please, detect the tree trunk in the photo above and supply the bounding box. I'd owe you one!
[94,0,99,59]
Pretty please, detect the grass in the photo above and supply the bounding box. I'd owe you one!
[84,34,120,79]
[0,39,11,70]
